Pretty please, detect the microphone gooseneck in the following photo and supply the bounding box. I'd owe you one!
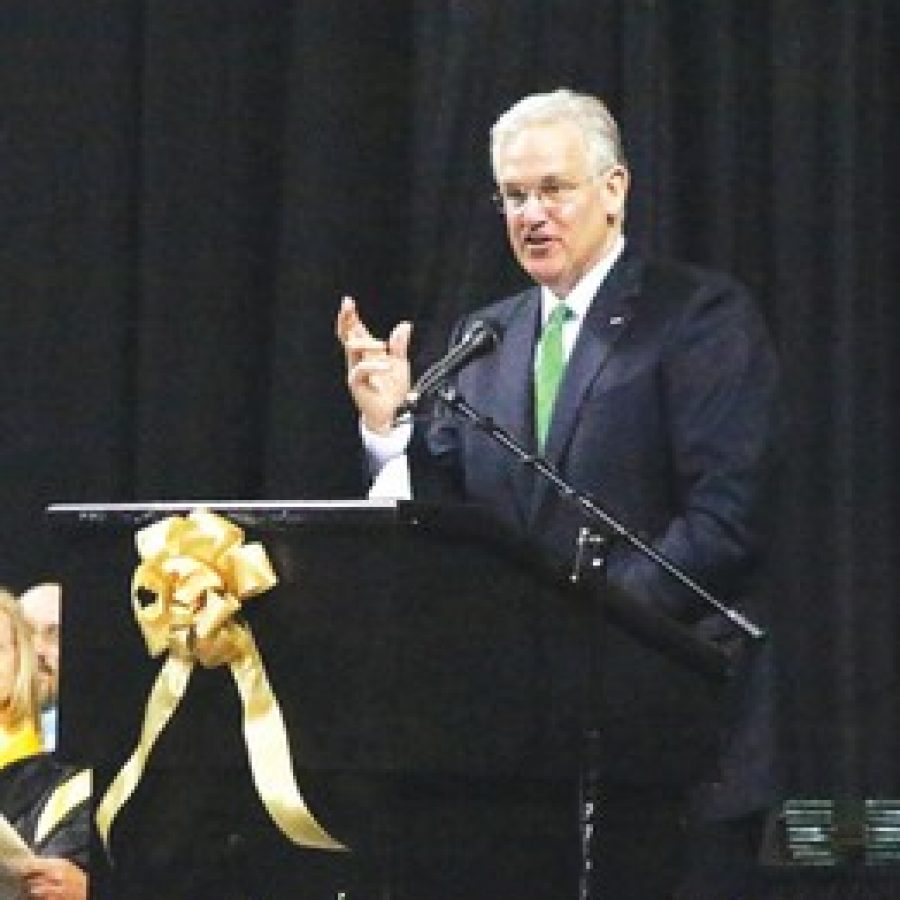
[403,319,502,412]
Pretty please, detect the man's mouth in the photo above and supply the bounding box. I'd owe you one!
[524,233,554,252]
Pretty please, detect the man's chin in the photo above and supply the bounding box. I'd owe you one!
[522,261,564,291]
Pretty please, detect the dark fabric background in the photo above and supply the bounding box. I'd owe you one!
[1,0,897,834]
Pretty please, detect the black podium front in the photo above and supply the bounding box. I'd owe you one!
[47,500,595,898]
[49,499,724,899]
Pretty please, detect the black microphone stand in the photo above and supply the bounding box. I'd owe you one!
[414,381,766,900]
[427,384,764,640]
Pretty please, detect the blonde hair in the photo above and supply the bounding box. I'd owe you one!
[0,589,41,730]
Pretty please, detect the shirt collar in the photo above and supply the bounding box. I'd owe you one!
[540,235,626,324]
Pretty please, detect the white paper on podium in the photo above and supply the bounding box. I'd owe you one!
[0,815,32,900]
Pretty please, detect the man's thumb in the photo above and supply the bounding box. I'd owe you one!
[388,321,412,357]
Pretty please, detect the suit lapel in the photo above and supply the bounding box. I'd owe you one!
[530,255,644,517]
[490,289,542,521]
[487,287,541,442]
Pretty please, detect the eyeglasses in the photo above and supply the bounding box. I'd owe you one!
[491,177,595,215]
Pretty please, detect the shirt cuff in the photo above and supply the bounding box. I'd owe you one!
[361,419,413,499]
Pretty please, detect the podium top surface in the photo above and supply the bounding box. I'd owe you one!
[46,498,423,529]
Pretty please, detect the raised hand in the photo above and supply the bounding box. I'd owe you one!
[336,296,412,434]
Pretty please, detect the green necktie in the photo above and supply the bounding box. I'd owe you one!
[534,302,572,450]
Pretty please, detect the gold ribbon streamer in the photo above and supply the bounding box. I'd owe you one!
[95,508,344,852]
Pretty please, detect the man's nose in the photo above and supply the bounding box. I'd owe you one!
[520,192,549,222]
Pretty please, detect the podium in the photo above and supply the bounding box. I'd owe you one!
[48,499,725,899]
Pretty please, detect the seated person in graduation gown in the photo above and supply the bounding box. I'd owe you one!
[0,588,89,900]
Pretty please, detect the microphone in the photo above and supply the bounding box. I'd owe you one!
[403,319,502,412]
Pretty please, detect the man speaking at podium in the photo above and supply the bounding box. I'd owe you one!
[337,88,782,899]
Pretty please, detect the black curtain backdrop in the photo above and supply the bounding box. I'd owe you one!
[1,0,898,825]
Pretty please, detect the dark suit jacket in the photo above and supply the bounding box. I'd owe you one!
[410,251,783,818]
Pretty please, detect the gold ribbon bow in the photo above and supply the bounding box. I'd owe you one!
[95,508,344,852]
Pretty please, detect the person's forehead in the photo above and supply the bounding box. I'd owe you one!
[496,121,588,173]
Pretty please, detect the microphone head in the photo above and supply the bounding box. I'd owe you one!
[404,316,504,414]
[464,318,503,352]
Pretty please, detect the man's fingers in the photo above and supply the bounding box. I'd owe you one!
[338,298,410,365]
[344,334,386,355]
[336,296,376,348]
[388,321,413,358]
[335,295,358,341]
[348,357,393,388]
